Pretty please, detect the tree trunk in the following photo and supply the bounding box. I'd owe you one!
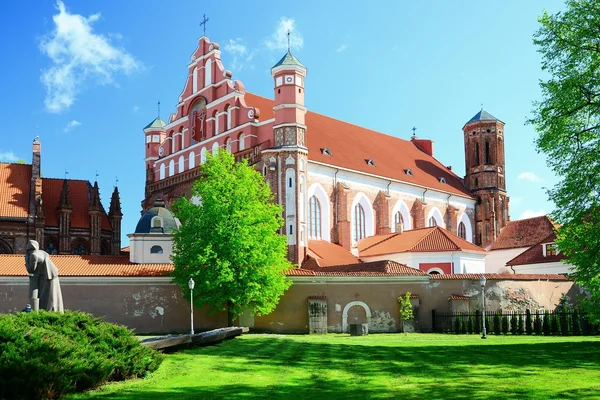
[227,301,234,327]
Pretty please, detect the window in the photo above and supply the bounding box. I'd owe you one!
[150,245,163,254]
[546,243,557,256]
[169,160,175,176]
[458,222,466,239]
[485,140,491,164]
[428,217,437,227]
[353,203,366,241]
[475,142,480,165]
[309,196,322,239]
[212,142,219,155]
[365,158,376,166]
[152,217,162,228]
[201,147,207,163]
[404,168,413,176]
[178,155,185,173]
[189,152,195,169]
[239,133,246,151]
[146,135,151,143]
[321,148,332,156]
[226,138,232,153]
[428,270,441,275]
[159,164,165,179]
[72,244,87,255]
[394,211,404,233]
[45,241,58,255]
[439,177,446,184]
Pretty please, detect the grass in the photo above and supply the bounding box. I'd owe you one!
[68,334,600,400]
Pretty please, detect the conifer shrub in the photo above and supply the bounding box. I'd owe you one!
[484,314,491,335]
[510,314,518,335]
[518,314,525,335]
[474,310,481,334]
[560,310,570,336]
[461,316,468,334]
[534,310,543,335]
[0,311,164,400]
[455,314,462,334]
[573,309,582,336]
[493,312,501,335]
[525,309,533,335]
[543,312,551,335]
[501,315,509,335]
[467,315,474,334]
[551,313,560,335]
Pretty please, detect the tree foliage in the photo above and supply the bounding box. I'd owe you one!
[171,151,292,325]
[530,0,600,323]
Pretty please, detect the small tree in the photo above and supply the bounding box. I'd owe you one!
[398,293,414,334]
[455,314,462,335]
[171,151,292,326]
[551,313,560,335]
[525,309,533,335]
[573,309,582,335]
[485,314,491,335]
[534,310,543,335]
[543,312,551,335]
[474,310,481,334]
[510,314,518,335]
[493,312,502,335]
[518,314,525,335]
[467,315,474,334]
[501,315,509,335]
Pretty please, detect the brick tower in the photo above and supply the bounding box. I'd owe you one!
[263,49,308,265]
[463,110,510,247]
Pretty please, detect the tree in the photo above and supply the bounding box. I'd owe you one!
[529,0,600,324]
[171,151,292,326]
[398,293,414,334]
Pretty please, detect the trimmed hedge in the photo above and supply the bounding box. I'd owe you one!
[0,311,164,399]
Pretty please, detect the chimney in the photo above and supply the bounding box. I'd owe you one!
[411,136,434,157]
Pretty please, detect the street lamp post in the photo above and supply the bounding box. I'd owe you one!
[480,275,487,339]
[188,278,195,335]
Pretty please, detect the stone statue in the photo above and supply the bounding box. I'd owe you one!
[25,240,64,312]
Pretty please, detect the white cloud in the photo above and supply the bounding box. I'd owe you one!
[518,209,547,220]
[224,38,255,72]
[0,151,19,163]
[132,105,140,113]
[64,119,81,132]
[518,171,542,182]
[39,1,141,113]
[336,44,347,53]
[264,17,303,51]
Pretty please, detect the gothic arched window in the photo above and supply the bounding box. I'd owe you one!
[394,211,404,233]
[0,239,13,254]
[72,244,87,255]
[309,195,322,239]
[428,217,437,227]
[474,142,480,165]
[44,241,58,255]
[458,222,467,239]
[353,203,366,241]
[485,140,491,164]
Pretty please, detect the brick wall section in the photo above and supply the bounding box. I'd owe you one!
[374,191,391,235]
[336,182,351,249]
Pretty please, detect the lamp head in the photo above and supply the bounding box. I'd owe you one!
[188,278,195,290]
[479,275,486,288]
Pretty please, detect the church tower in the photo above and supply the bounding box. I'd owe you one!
[463,110,510,247]
[143,113,167,205]
[264,48,308,265]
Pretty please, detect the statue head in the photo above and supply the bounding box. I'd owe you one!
[26,240,40,252]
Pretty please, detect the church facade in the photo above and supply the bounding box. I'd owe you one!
[141,36,509,269]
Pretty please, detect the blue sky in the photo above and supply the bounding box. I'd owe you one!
[1,1,565,244]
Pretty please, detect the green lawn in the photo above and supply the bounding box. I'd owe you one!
[68,334,600,400]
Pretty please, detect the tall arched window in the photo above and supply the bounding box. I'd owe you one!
[72,244,87,255]
[178,155,185,173]
[458,222,467,239]
[212,141,219,155]
[224,104,231,131]
[226,138,232,153]
[485,140,491,164]
[212,111,218,137]
[428,217,437,227]
[44,241,58,255]
[239,133,246,151]
[204,59,212,86]
[309,195,322,239]
[475,142,480,165]
[394,211,404,233]
[169,160,175,176]
[201,147,207,163]
[159,164,165,179]
[189,151,195,169]
[193,67,198,92]
[353,203,366,241]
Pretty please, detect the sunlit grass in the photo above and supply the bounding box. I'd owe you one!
[68,334,600,400]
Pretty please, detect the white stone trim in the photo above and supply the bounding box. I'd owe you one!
[342,301,371,333]
[426,207,445,228]
[457,212,473,243]
[273,104,308,112]
[391,199,412,232]
[307,182,331,241]
[351,192,375,243]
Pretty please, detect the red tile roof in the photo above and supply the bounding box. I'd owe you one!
[0,254,172,277]
[429,273,569,281]
[288,260,426,277]
[305,240,359,267]
[450,294,471,300]
[506,233,566,266]
[0,163,31,219]
[244,93,472,198]
[490,216,557,251]
[42,178,112,230]
[358,226,485,257]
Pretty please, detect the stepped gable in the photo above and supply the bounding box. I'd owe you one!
[490,216,556,250]
[0,163,30,218]
[243,93,472,198]
[357,226,485,257]
[506,233,566,266]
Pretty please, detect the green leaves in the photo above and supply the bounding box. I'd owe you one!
[171,151,292,322]
[531,0,600,323]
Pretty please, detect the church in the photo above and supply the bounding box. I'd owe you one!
[141,35,509,274]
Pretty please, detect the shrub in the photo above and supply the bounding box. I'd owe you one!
[0,311,164,399]
[467,315,474,334]
[484,314,491,335]
[525,309,533,335]
[510,314,518,335]
[573,309,582,335]
[559,310,570,336]
[455,314,462,334]
[501,315,509,335]
[551,313,560,335]
[493,312,501,335]
[543,312,551,335]
[474,311,481,334]
[534,310,542,335]
[518,314,525,335]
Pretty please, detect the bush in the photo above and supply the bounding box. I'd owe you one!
[0,311,164,399]
[510,314,518,335]
[534,310,543,335]
[559,310,569,336]
[493,312,501,335]
[543,312,551,335]
[467,315,474,334]
[455,314,462,334]
[484,314,491,335]
[525,309,533,335]
[551,313,560,335]
[573,309,582,335]
[501,315,509,335]
[518,314,525,335]
[474,311,481,334]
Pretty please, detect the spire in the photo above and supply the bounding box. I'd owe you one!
[59,179,72,209]
[109,186,123,217]
[89,181,101,211]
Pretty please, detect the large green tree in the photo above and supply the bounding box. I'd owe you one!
[171,151,292,326]
[530,0,600,323]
